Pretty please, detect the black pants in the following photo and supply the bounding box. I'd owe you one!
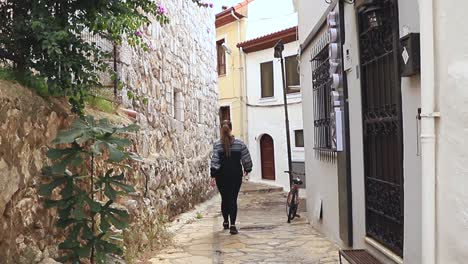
[215,175,242,225]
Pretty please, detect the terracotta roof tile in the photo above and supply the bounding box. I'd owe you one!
[237,26,298,53]
[215,0,254,28]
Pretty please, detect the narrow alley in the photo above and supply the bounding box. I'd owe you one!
[145,182,340,264]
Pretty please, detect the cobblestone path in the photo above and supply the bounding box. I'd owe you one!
[146,183,340,264]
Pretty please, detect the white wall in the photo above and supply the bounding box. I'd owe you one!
[341,2,423,263]
[398,1,422,263]
[299,1,423,263]
[433,0,468,263]
[245,41,304,191]
[297,0,342,243]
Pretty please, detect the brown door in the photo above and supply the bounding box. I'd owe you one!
[260,135,276,180]
[219,106,230,123]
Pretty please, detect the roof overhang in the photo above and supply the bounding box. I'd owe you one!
[215,0,254,28]
[237,26,298,53]
[215,8,244,28]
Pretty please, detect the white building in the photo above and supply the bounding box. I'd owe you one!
[238,27,304,191]
[297,0,468,263]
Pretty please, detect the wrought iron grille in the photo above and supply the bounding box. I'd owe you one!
[358,0,404,257]
[311,32,335,160]
[82,31,119,100]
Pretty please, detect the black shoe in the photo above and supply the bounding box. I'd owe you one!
[230,225,238,235]
[223,222,229,230]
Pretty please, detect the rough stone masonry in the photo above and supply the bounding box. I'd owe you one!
[0,0,218,262]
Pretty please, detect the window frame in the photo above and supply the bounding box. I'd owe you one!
[217,39,226,76]
[285,55,301,94]
[260,61,274,98]
[219,106,231,123]
[173,91,184,121]
[294,129,305,148]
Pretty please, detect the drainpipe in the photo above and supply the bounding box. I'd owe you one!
[419,0,439,263]
[231,9,245,141]
[241,47,249,144]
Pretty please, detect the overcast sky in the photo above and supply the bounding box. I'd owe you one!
[211,0,297,40]
[213,0,243,13]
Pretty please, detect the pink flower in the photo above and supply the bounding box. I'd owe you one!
[157,4,167,15]
[135,30,143,37]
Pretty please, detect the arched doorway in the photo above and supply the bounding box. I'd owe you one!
[260,134,276,180]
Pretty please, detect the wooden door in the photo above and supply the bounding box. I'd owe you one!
[260,135,276,180]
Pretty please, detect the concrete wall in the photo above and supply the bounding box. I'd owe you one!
[433,1,468,263]
[245,42,304,191]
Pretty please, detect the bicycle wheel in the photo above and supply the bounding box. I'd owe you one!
[286,190,298,222]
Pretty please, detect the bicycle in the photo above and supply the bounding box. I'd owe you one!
[285,171,304,223]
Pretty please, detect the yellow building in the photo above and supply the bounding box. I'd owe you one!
[215,1,251,141]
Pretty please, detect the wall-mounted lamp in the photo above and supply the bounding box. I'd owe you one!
[361,0,384,29]
[274,40,284,59]
[221,42,232,55]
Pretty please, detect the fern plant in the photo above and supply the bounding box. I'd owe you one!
[40,116,141,263]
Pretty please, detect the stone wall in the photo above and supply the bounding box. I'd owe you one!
[0,80,74,263]
[0,0,218,262]
[117,0,218,217]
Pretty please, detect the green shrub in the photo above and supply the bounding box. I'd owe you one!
[40,116,141,263]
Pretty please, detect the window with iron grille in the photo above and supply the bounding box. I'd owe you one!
[311,33,334,154]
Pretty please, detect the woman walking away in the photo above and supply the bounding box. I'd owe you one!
[210,120,252,235]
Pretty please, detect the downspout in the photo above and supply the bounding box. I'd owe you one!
[231,10,245,140]
[419,0,439,264]
[241,47,249,144]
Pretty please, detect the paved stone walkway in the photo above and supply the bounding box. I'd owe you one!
[146,183,340,264]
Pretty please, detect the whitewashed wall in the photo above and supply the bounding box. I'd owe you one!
[299,1,423,263]
[245,41,303,191]
[298,0,342,243]
[433,0,468,263]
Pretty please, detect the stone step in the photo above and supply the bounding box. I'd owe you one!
[240,182,284,194]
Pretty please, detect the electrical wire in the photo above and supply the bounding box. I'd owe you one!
[246,12,296,22]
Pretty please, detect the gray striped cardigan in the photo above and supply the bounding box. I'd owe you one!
[210,138,253,178]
